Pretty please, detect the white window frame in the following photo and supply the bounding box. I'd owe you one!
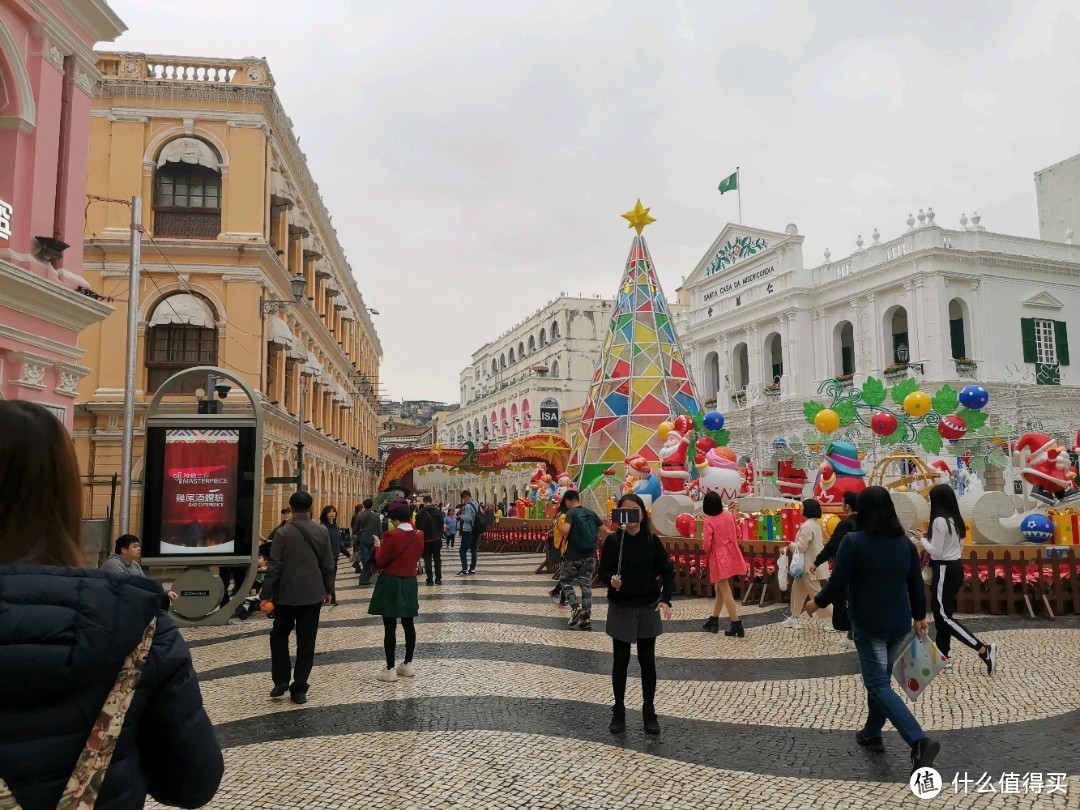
[1035,319,1057,365]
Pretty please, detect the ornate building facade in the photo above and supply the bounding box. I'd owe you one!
[75,52,382,535]
[0,0,124,428]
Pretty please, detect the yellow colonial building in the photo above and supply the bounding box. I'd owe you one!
[76,52,382,536]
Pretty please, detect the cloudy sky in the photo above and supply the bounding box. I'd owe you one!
[107,0,1080,402]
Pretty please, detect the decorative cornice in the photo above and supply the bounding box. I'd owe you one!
[0,259,113,331]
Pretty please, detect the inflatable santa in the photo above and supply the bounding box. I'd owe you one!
[657,429,690,493]
[1016,431,1078,503]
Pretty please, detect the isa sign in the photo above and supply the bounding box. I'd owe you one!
[539,397,559,429]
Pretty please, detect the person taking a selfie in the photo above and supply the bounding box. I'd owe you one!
[597,492,675,736]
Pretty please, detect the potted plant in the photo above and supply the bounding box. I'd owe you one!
[731,390,746,404]
[833,372,855,388]
[704,397,717,408]
[764,382,781,398]
[884,361,909,380]
[954,356,977,376]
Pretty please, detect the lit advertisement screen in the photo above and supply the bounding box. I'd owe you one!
[142,426,255,558]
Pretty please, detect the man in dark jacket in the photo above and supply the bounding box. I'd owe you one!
[351,498,382,585]
[0,565,223,808]
[417,495,445,586]
[260,490,335,704]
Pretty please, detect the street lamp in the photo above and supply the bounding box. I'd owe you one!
[261,272,307,314]
[895,343,924,374]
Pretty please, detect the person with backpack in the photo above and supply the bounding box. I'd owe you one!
[416,495,446,586]
[457,490,485,575]
[351,499,382,586]
[557,490,607,630]
[597,492,674,735]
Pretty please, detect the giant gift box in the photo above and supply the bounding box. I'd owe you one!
[1047,508,1079,545]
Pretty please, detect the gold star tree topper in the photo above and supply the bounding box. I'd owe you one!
[621,199,656,234]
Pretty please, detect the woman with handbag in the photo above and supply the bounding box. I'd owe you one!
[369,499,425,683]
[782,499,831,630]
[597,493,675,736]
[805,486,941,776]
[700,492,747,636]
[0,401,223,810]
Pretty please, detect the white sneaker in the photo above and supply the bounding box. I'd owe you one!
[780,616,801,629]
[943,659,954,673]
[396,662,416,677]
[823,624,837,633]
[841,637,857,649]
[376,667,398,683]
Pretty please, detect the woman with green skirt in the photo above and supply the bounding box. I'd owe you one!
[369,499,424,682]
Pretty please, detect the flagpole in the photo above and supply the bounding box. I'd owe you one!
[736,166,742,224]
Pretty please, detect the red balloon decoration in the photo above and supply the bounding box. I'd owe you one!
[675,513,696,538]
[696,436,717,453]
[938,414,968,441]
[673,415,693,435]
[871,411,898,437]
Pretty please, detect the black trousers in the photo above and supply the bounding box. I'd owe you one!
[270,602,323,696]
[383,616,416,669]
[423,542,442,583]
[612,637,657,715]
[929,560,984,658]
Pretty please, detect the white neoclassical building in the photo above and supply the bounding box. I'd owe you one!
[678,204,1080,469]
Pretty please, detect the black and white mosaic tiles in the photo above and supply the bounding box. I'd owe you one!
[155,554,1080,809]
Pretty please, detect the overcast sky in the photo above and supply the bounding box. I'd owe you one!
[107,0,1080,402]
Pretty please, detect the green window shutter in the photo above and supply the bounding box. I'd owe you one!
[949,319,966,359]
[1021,318,1037,363]
[1055,320,1069,366]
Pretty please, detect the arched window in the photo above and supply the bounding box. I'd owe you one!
[732,343,749,392]
[482,415,489,439]
[703,351,720,398]
[522,400,532,429]
[509,347,516,364]
[510,403,519,432]
[834,321,855,376]
[528,335,536,354]
[153,138,222,238]
[765,332,783,384]
[948,298,969,359]
[473,418,480,440]
[491,411,498,436]
[539,328,547,347]
[491,359,498,376]
[145,293,217,394]
[518,341,525,359]
[499,354,506,370]
[466,422,473,441]
[500,407,508,433]
[887,306,910,364]
[457,426,464,444]
[550,359,560,378]
[551,319,561,340]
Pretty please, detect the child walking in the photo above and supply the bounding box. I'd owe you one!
[700,492,748,637]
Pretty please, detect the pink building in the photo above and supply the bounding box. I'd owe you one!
[0,0,124,428]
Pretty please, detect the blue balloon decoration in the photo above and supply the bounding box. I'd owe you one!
[958,385,989,410]
[772,437,790,451]
[703,411,725,431]
[1020,513,1054,544]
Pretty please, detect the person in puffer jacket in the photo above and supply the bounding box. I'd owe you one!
[0,401,223,809]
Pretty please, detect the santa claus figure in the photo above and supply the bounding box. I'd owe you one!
[1016,431,1078,503]
[623,455,662,505]
[695,447,743,504]
[553,472,572,502]
[739,459,755,497]
[658,429,690,493]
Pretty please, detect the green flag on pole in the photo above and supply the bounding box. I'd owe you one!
[718,171,738,194]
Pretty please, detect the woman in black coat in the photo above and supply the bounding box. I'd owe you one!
[320,504,343,606]
[597,492,675,736]
[0,401,223,809]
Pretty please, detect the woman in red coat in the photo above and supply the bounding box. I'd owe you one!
[700,491,747,637]
[368,499,424,682]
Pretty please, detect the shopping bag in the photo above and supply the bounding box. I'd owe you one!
[789,548,806,579]
[893,634,949,701]
[776,553,790,590]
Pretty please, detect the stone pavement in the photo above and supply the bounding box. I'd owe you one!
[158,554,1080,809]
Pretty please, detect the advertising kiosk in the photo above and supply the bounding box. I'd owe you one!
[141,366,262,626]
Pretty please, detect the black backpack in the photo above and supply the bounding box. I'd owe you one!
[471,502,491,536]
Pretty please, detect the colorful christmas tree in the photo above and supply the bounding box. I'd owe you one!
[568,200,701,496]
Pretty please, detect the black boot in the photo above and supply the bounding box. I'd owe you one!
[643,710,661,735]
[702,616,720,633]
[609,706,626,734]
[724,620,745,637]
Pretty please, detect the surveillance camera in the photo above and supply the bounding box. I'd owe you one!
[215,381,232,399]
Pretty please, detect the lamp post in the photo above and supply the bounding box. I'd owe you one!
[260,272,307,315]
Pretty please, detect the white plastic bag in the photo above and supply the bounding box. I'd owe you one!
[893,634,949,701]
[789,548,805,579]
[776,553,790,591]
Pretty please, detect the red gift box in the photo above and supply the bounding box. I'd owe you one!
[781,507,805,543]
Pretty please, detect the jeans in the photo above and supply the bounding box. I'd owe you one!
[270,602,323,697]
[423,542,442,583]
[559,556,596,615]
[459,529,477,572]
[853,631,927,745]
